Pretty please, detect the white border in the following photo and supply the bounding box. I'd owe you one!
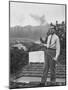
[0,0,68,90]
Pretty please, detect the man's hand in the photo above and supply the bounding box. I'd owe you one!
[43,44,47,47]
[41,43,47,47]
[53,57,57,61]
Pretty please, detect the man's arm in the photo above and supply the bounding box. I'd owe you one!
[43,35,51,48]
[40,37,46,43]
[54,37,60,60]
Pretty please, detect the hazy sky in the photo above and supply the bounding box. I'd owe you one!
[10,2,65,27]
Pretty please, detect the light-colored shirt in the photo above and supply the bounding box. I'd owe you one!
[46,33,60,59]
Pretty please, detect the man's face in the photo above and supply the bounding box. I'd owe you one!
[50,28,55,34]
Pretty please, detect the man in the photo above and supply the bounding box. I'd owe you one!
[39,26,60,86]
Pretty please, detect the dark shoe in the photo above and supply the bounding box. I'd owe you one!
[50,82,56,86]
[38,83,45,87]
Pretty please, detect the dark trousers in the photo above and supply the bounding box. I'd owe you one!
[41,49,56,83]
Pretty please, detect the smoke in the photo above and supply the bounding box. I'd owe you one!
[30,14,46,25]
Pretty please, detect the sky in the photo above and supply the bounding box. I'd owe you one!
[10,2,65,27]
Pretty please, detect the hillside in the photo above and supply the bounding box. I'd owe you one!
[9,24,50,41]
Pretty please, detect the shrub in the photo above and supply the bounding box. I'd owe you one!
[10,48,28,74]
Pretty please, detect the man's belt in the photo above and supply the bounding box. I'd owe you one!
[46,48,56,58]
[48,48,56,50]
